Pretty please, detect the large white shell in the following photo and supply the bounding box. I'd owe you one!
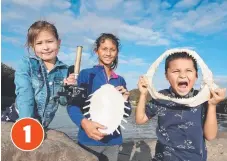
[84,84,127,134]
[145,48,219,107]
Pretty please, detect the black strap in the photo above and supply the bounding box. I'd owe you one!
[88,73,96,95]
[67,65,74,76]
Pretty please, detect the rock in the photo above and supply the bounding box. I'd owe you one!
[1,63,16,111]
[1,122,98,161]
[216,99,227,114]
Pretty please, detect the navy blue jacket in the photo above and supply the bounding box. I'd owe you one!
[67,65,131,146]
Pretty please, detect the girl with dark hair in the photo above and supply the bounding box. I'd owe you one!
[66,33,131,161]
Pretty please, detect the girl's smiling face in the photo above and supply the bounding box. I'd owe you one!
[33,30,60,63]
[96,39,118,67]
[166,58,197,96]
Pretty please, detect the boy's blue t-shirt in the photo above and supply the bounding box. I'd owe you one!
[67,65,131,146]
[146,87,207,161]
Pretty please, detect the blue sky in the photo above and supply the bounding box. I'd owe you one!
[2,0,227,90]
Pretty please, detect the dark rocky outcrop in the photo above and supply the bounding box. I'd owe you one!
[1,63,16,111]
[217,99,227,114]
[1,122,98,161]
[129,89,152,105]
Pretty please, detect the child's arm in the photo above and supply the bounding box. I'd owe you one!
[116,77,132,117]
[136,76,149,124]
[66,70,87,126]
[15,57,35,118]
[59,73,77,106]
[136,93,149,124]
[67,70,106,140]
[204,88,226,141]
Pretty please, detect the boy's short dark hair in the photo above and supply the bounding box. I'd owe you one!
[165,52,198,74]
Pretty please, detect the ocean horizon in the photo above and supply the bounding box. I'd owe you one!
[49,105,227,142]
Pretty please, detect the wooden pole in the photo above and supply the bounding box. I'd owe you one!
[74,46,83,79]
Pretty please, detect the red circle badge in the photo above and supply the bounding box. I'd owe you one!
[11,118,44,151]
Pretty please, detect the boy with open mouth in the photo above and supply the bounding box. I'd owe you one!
[136,52,226,161]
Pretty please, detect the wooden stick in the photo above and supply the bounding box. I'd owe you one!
[74,46,83,79]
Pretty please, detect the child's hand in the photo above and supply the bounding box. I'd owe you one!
[138,76,149,95]
[116,86,130,101]
[63,73,76,85]
[81,118,107,141]
[208,88,226,106]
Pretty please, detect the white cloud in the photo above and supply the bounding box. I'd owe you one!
[85,38,95,44]
[42,12,169,48]
[53,1,71,10]
[2,35,23,46]
[118,71,141,90]
[214,76,227,84]
[3,0,227,45]
[161,1,171,9]
[133,1,227,39]
[94,0,123,10]
[169,1,227,34]
[3,11,24,20]
[136,39,169,46]
[120,24,169,46]
[121,71,141,80]
[10,0,226,49]
[123,0,143,17]
[119,59,128,64]
[174,0,200,9]
[214,76,227,96]
[194,75,227,92]
[176,46,196,50]
[12,0,51,9]
[119,69,170,90]
[76,0,168,46]
[58,51,96,69]
[119,57,148,66]
[8,0,71,11]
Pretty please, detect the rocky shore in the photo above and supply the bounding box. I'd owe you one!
[1,122,98,161]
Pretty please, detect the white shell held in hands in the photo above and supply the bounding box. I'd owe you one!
[83,84,129,135]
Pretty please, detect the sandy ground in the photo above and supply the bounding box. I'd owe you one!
[206,132,227,161]
[118,132,227,161]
